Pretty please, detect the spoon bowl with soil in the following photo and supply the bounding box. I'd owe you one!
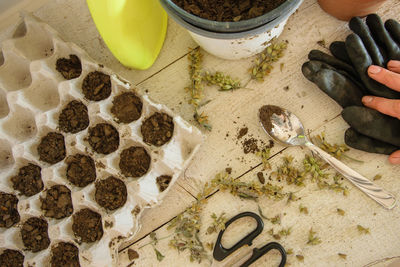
[258,105,396,210]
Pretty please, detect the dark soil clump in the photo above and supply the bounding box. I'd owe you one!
[111,92,143,123]
[56,55,82,80]
[40,185,73,219]
[257,172,265,184]
[172,0,287,22]
[65,154,96,187]
[59,100,89,133]
[0,249,24,267]
[72,209,103,243]
[156,175,172,192]
[21,217,50,253]
[82,71,111,101]
[237,127,248,139]
[37,132,66,164]
[259,105,284,133]
[95,176,127,211]
[141,112,174,146]
[243,138,260,154]
[88,123,119,154]
[128,249,139,261]
[11,164,43,197]
[51,242,80,267]
[0,192,20,228]
[119,146,151,178]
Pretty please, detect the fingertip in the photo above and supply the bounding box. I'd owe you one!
[389,151,400,165]
[368,65,382,75]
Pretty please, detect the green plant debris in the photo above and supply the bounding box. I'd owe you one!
[312,133,362,163]
[270,215,281,225]
[210,171,285,201]
[258,205,269,220]
[286,192,299,204]
[338,253,347,259]
[206,242,214,251]
[296,255,304,261]
[154,248,165,262]
[207,213,227,234]
[337,208,345,216]
[373,174,382,181]
[256,147,272,170]
[149,232,158,245]
[317,39,326,48]
[307,228,322,245]
[250,40,288,82]
[278,227,292,237]
[299,204,308,215]
[268,228,281,240]
[203,71,242,91]
[357,225,370,235]
[271,156,306,186]
[286,248,293,255]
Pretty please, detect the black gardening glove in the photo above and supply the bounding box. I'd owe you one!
[302,14,400,155]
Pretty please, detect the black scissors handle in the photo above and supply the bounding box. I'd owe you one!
[213,212,264,261]
[240,242,286,267]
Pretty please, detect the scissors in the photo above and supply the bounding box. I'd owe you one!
[212,212,287,267]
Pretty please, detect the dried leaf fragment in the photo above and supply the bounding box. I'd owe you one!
[357,225,370,234]
[154,248,165,262]
[338,253,347,259]
[337,208,345,216]
[296,255,304,261]
[307,228,322,245]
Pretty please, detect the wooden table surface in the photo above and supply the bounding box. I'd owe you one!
[2,0,400,266]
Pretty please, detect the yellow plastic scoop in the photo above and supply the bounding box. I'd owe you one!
[86,0,167,70]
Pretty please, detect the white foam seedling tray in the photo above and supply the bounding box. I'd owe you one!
[0,14,204,267]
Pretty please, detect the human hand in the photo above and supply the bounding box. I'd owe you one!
[362,60,400,164]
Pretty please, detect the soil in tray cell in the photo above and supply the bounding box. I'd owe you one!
[21,217,51,253]
[56,55,82,80]
[141,112,174,147]
[95,176,127,211]
[111,92,143,124]
[11,163,43,197]
[0,249,24,267]
[40,185,73,219]
[82,71,111,101]
[172,0,287,22]
[37,132,66,164]
[65,154,96,187]
[156,175,172,192]
[88,123,119,155]
[51,242,80,267]
[59,100,89,134]
[0,192,20,228]
[119,146,151,178]
[72,208,103,243]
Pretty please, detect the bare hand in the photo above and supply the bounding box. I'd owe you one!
[363,60,400,164]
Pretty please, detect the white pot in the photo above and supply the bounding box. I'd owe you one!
[161,0,303,59]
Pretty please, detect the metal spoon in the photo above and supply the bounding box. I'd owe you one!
[259,105,396,210]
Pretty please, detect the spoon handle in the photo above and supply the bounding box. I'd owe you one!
[305,142,397,210]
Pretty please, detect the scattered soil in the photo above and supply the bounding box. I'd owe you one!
[40,185,73,219]
[56,55,82,80]
[156,175,172,192]
[0,192,20,228]
[225,167,232,174]
[0,249,24,267]
[72,209,103,243]
[11,163,43,197]
[132,206,141,216]
[119,146,151,178]
[257,172,265,184]
[259,105,284,133]
[128,249,139,261]
[21,217,50,252]
[37,132,66,164]
[88,123,119,154]
[50,242,80,267]
[95,176,127,211]
[141,112,174,146]
[59,100,89,133]
[243,138,260,154]
[237,127,248,139]
[65,154,96,187]
[82,71,111,101]
[172,0,287,22]
[111,92,143,123]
